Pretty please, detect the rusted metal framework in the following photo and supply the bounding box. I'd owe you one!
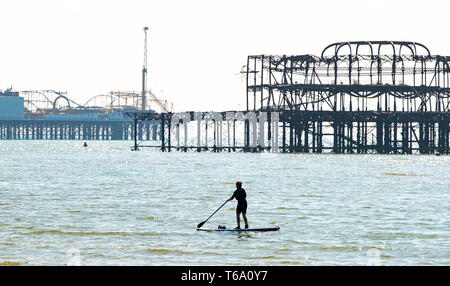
[246,41,450,154]
[247,41,450,112]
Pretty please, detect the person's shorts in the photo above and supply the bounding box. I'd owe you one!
[236,201,247,214]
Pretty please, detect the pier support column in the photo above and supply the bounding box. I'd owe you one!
[258,112,266,151]
[250,112,257,151]
[226,112,234,152]
[161,114,166,152]
[271,112,279,153]
[195,112,202,152]
[376,121,383,154]
[183,112,190,152]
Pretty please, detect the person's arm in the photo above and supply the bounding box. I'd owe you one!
[227,191,235,202]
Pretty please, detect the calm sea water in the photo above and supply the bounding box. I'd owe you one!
[0,141,448,265]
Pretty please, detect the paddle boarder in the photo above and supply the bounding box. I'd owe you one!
[227,181,248,229]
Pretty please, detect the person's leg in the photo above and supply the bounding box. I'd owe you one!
[236,211,241,228]
[242,212,248,228]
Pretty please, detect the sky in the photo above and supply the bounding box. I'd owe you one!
[1,0,449,112]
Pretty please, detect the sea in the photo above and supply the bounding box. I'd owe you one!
[0,141,448,265]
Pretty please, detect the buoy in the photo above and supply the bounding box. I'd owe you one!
[83,142,88,147]
[435,152,440,156]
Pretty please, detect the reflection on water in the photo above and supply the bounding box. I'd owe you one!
[0,141,448,265]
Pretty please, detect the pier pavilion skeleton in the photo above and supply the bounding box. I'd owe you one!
[131,41,450,154]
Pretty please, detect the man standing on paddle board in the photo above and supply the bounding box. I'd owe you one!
[227,181,248,229]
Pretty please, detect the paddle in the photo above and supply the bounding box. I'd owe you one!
[197,200,228,229]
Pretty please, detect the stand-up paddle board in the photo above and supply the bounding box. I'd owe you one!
[197,226,280,232]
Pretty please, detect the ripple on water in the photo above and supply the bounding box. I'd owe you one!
[2,242,17,246]
[25,229,169,237]
[318,245,362,251]
[279,261,304,265]
[384,173,407,176]
[136,216,157,221]
[0,261,22,266]
[245,255,277,260]
[146,249,191,255]
[362,231,442,240]
[275,248,291,253]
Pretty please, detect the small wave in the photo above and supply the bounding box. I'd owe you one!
[146,249,191,255]
[136,216,157,221]
[29,230,123,236]
[203,245,222,249]
[319,245,362,251]
[27,229,167,237]
[279,261,303,265]
[363,231,441,239]
[380,254,393,259]
[2,242,16,246]
[0,261,22,266]
[15,226,35,230]
[278,206,300,211]
[198,252,227,256]
[136,232,169,237]
[245,255,277,259]
[285,239,311,245]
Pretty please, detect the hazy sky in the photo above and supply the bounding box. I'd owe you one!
[1,0,449,111]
